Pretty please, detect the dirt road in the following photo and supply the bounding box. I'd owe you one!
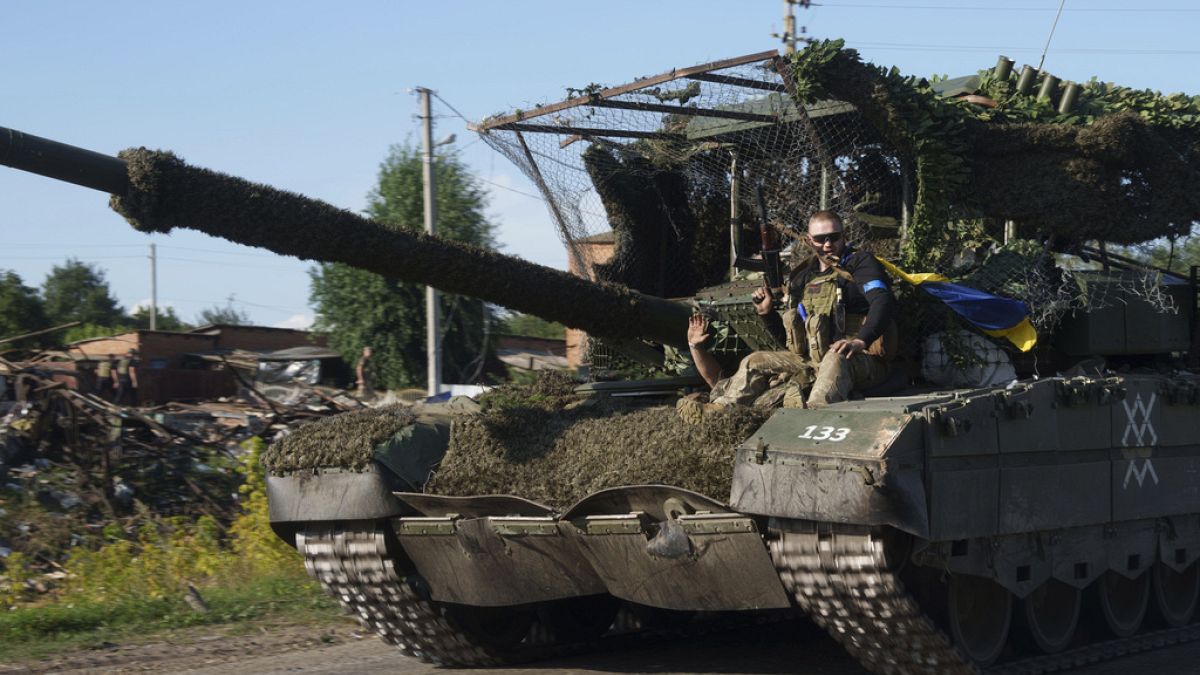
[6,614,1200,674]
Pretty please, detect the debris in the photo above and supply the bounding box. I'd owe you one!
[184,584,210,613]
[0,355,361,583]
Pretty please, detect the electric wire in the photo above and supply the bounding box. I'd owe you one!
[821,2,1200,12]
[849,40,1200,55]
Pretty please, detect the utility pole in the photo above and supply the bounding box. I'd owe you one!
[417,87,441,397]
[149,242,157,330]
[774,0,813,55]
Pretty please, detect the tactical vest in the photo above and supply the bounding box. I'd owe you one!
[784,269,896,364]
[96,360,112,377]
[117,358,131,377]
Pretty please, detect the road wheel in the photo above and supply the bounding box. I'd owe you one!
[1092,571,1150,638]
[946,574,1011,666]
[1152,562,1200,627]
[1016,579,1081,654]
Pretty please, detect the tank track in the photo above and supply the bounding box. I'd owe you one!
[771,521,975,674]
[770,520,1200,675]
[297,520,776,666]
[297,521,503,666]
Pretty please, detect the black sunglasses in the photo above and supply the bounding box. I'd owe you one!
[810,231,843,244]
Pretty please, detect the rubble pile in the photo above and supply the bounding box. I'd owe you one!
[0,356,360,595]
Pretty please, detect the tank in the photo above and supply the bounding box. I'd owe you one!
[5,39,1200,673]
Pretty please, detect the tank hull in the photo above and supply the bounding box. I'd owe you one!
[269,373,1200,669]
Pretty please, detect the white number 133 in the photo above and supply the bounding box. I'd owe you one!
[798,425,850,442]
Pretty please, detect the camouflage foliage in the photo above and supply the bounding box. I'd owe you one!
[263,405,417,473]
[425,402,769,510]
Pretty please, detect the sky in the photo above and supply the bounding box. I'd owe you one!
[2,0,1198,330]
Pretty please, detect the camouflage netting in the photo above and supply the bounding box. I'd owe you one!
[583,144,730,297]
[264,371,770,505]
[424,402,770,510]
[107,148,689,347]
[475,369,580,412]
[263,405,416,473]
[789,39,1200,261]
[968,113,1200,245]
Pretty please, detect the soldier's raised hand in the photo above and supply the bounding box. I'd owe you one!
[687,314,711,347]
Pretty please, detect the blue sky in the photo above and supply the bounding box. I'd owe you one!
[3,1,1197,329]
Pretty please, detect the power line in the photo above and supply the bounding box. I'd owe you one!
[3,243,147,249]
[850,40,1200,55]
[477,176,547,202]
[3,242,305,262]
[2,254,143,260]
[823,2,1200,12]
[430,91,472,123]
[161,297,309,315]
[157,244,296,258]
[158,256,311,272]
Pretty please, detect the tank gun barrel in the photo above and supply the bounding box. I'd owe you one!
[0,126,691,348]
[0,127,130,195]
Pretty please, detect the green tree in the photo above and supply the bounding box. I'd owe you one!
[1130,235,1200,276]
[309,144,496,389]
[62,322,134,343]
[499,312,566,340]
[131,305,190,331]
[0,270,49,346]
[197,298,250,326]
[41,259,126,327]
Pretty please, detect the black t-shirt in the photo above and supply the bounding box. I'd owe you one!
[762,249,897,347]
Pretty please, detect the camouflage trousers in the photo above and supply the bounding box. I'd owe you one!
[709,351,810,407]
[799,349,890,408]
[710,349,889,408]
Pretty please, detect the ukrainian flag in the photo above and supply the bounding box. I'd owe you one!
[875,258,1038,352]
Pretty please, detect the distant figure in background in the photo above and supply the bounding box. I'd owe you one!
[95,354,115,400]
[356,346,375,400]
[113,349,139,405]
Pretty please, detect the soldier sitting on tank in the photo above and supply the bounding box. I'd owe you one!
[687,210,897,408]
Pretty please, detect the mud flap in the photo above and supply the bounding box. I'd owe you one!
[266,467,409,547]
[568,512,791,611]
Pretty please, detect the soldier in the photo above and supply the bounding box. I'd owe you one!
[355,346,375,400]
[113,348,139,405]
[688,210,896,409]
[95,354,115,400]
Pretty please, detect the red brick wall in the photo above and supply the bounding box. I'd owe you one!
[71,332,218,368]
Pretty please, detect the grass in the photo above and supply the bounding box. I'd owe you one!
[0,572,339,663]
